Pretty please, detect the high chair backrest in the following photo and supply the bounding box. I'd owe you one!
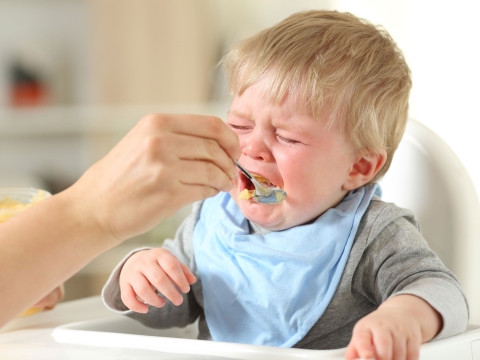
[379,118,480,324]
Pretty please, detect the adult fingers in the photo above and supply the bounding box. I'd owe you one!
[163,132,238,181]
[178,159,234,192]
[142,114,241,160]
[33,285,64,309]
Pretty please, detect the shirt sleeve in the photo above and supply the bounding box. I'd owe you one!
[353,202,469,340]
[101,201,204,329]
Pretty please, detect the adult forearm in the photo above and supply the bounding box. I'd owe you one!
[0,189,115,327]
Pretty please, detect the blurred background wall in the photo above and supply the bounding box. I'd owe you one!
[0,0,479,304]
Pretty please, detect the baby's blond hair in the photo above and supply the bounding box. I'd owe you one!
[222,10,412,182]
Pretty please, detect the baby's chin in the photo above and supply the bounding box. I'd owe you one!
[230,192,293,231]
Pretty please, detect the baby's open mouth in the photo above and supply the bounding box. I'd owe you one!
[238,173,280,200]
[251,174,278,188]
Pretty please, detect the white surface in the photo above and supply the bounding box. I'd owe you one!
[52,316,345,360]
[0,296,347,359]
[51,316,480,360]
[1,296,479,359]
[380,118,480,324]
[472,340,480,360]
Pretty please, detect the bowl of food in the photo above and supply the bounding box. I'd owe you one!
[0,187,51,223]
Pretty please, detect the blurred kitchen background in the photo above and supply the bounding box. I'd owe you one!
[0,0,479,301]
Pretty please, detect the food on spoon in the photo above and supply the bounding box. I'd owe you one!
[238,173,282,201]
[259,190,287,204]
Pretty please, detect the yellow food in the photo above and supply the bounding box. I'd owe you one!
[18,307,44,317]
[0,199,32,223]
[252,174,271,185]
[275,191,286,202]
[0,191,47,223]
[239,189,255,200]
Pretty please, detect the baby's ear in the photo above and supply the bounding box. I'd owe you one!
[342,150,387,191]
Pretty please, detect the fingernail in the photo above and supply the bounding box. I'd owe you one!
[174,295,184,306]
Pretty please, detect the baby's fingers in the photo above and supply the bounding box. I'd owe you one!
[346,328,376,360]
[126,275,165,311]
[154,250,194,294]
[371,329,393,360]
[121,284,149,313]
[145,269,184,306]
[179,262,197,285]
[145,258,192,305]
[406,337,421,360]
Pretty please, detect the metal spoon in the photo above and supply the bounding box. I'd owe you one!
[234,160,287,204]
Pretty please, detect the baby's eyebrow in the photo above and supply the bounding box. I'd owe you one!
[272,117,301,133]
[227,110,255,122]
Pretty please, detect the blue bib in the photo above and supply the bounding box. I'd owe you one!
[193,184,381,347]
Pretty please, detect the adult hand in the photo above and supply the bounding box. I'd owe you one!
[66,113,240,244]
[32,284,65,310]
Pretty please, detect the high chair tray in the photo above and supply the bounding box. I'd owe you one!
[52,315,345,359]
[52,314,480,360]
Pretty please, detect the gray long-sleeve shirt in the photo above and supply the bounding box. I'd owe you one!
[102,197,469,349]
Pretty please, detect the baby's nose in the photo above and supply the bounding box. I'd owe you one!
[242,133,273,161]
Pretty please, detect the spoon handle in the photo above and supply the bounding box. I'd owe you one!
[233,160,254,180]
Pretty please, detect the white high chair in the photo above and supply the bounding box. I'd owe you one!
[380,118,480,326]
[4,119,480,359]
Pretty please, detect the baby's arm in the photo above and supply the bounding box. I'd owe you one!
[346,203,468,360]
[119,248,197,313]
[102,201,204,330]
[345,294,442,360]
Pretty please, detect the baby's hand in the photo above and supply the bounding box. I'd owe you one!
[345,295,442,360]
[119,248,196,313]
[345,307,422,360]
